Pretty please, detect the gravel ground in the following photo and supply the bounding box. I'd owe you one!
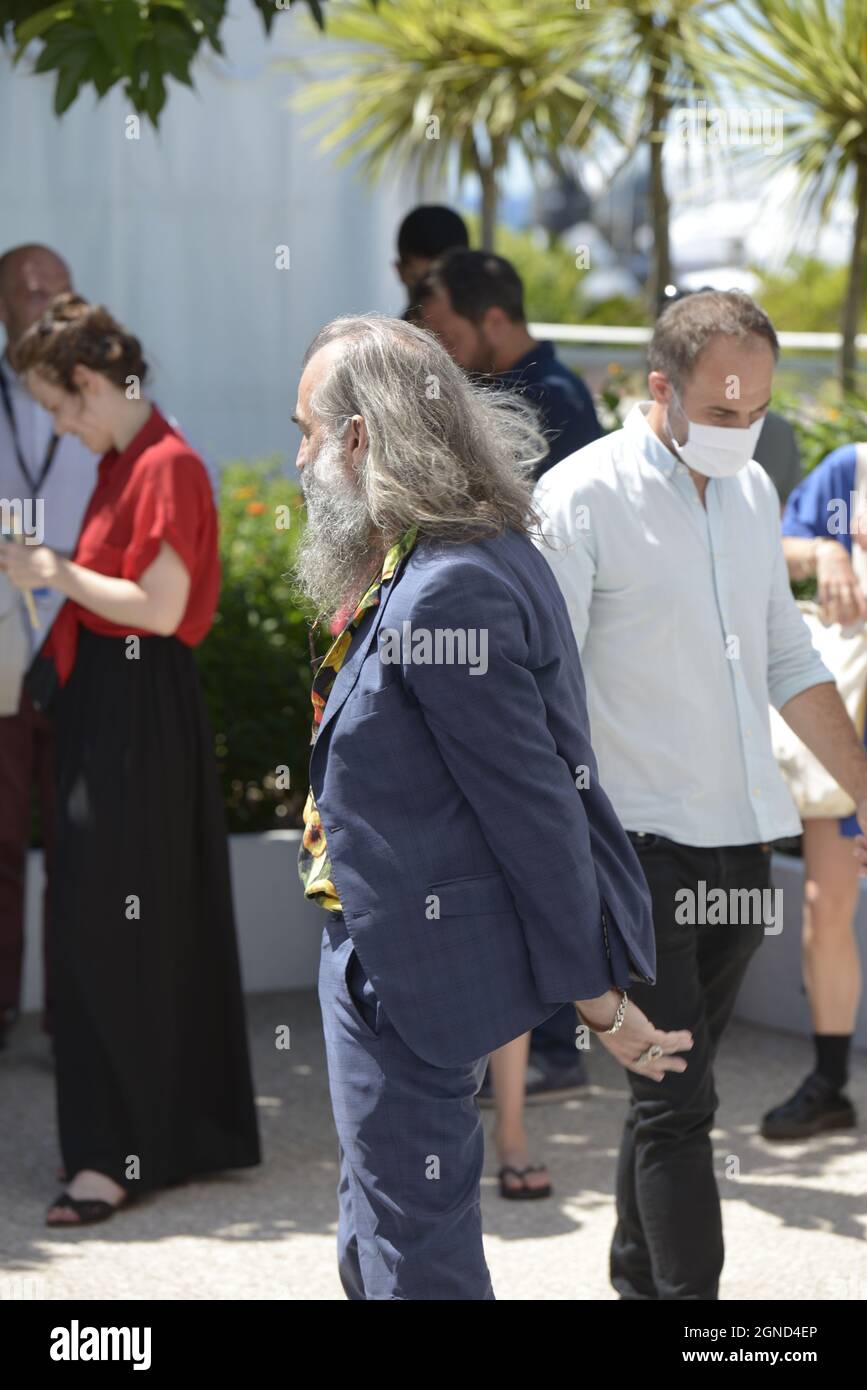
[1,994,864,1302]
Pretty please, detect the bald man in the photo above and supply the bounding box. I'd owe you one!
[0,245,99,1048]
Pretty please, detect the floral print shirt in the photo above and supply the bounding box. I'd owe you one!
[298,526,418,912]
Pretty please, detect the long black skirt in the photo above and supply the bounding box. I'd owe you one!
[51,629,261,1194]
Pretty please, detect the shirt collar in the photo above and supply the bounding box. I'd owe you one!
[351,524,418,621]
[99,403,165,475]
[496,339,555,385]
[380,524,418,583]
[623,401,680,477]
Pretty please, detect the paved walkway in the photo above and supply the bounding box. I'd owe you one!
[1,996,864,1301]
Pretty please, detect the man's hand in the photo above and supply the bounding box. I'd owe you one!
[576,989,693,1081]
[852,798,867,876]
[815,539,867,626]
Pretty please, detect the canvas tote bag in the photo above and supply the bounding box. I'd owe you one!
[770,442,867,818]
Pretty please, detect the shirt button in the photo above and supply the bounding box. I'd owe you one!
[752,787,761,796]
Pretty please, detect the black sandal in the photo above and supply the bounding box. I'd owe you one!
[46,1191,129,1227]
[498,1164,552,1200]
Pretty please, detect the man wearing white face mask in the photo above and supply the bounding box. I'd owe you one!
[532,289,867,1301]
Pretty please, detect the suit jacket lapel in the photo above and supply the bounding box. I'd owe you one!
[310,561,404,760]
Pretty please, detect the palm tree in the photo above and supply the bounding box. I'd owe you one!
[291,0,610,250]
[575,0,727,314]
[714,0,867,390]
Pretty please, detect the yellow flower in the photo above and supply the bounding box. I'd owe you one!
[303,810,326,857]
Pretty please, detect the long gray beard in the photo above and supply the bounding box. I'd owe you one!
[293,438,381,617]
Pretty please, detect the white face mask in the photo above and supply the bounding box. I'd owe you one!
[667,391,765,478]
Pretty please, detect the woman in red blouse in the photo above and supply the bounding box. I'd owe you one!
[0,294,260,1225]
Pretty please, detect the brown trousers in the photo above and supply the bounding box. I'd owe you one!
[0,688,55,1032]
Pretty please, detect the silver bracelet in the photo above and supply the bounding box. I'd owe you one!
[576,988,628,1035]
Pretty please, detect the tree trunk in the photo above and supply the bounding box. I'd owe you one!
[647,68,672,316]
[479,160,498,251]
[841,160,867,393]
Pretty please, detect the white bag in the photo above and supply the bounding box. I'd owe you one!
[0,569,28,717]
[770,443,867,819]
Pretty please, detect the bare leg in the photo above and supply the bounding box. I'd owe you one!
[802,818,862,1033]
[488,1033,550,1193]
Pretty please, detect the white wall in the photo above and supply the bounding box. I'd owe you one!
[1,1,421,469]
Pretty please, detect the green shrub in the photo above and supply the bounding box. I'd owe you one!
[770,389,867,479]
[754,256,867,336]
[465,215,649,327]
[195,459,317,834]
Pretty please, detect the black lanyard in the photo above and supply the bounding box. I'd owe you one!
[0,365,60,493]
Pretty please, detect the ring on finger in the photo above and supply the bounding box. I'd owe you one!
[635,1044,664,1066]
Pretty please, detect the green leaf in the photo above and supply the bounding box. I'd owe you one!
[87,0,143,71]
[149,16,199,84]
[13,1,75,51]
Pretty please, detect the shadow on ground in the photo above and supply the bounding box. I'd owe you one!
[0,995,863,1299]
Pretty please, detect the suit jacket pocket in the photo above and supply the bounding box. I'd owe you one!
[426,870,516,918]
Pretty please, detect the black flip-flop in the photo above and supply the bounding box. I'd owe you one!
[45,1191,130,1227]
[498,1164,552,1200]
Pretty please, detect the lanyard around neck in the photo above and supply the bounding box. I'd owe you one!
[0,364,60,494]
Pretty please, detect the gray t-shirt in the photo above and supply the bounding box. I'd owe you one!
[753,409,802,503]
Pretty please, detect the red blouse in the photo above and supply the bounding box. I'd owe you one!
[46,405,220,686]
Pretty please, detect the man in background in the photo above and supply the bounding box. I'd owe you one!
[660,286,802,505]
[0,243,99,1049]
[394,205,469,323]
[417,248,603,480]
[533,288,867,1299]
[753,410,802,506]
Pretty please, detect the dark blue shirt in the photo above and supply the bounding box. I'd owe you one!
[781,443,863,836]
[495,340,603,479]
[782,444,857,554]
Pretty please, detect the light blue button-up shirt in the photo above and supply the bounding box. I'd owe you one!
[533,402,832,847]
[0,354,99,655]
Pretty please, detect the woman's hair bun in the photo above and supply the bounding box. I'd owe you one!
[16,294,148,391]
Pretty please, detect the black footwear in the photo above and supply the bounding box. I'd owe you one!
[0,1006,17,1051]
[498,1165,552,1200]
[761,1072,857,1140]
[525,1053,588,1104]
[46,1190,131,1227]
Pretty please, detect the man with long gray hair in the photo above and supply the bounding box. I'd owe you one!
[291,313,691,1300]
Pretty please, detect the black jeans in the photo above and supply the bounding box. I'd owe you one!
[610,834,771,1301]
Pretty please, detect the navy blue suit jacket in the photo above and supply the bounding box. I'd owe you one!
[494,340,603,478]
[308,526,655,1067]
